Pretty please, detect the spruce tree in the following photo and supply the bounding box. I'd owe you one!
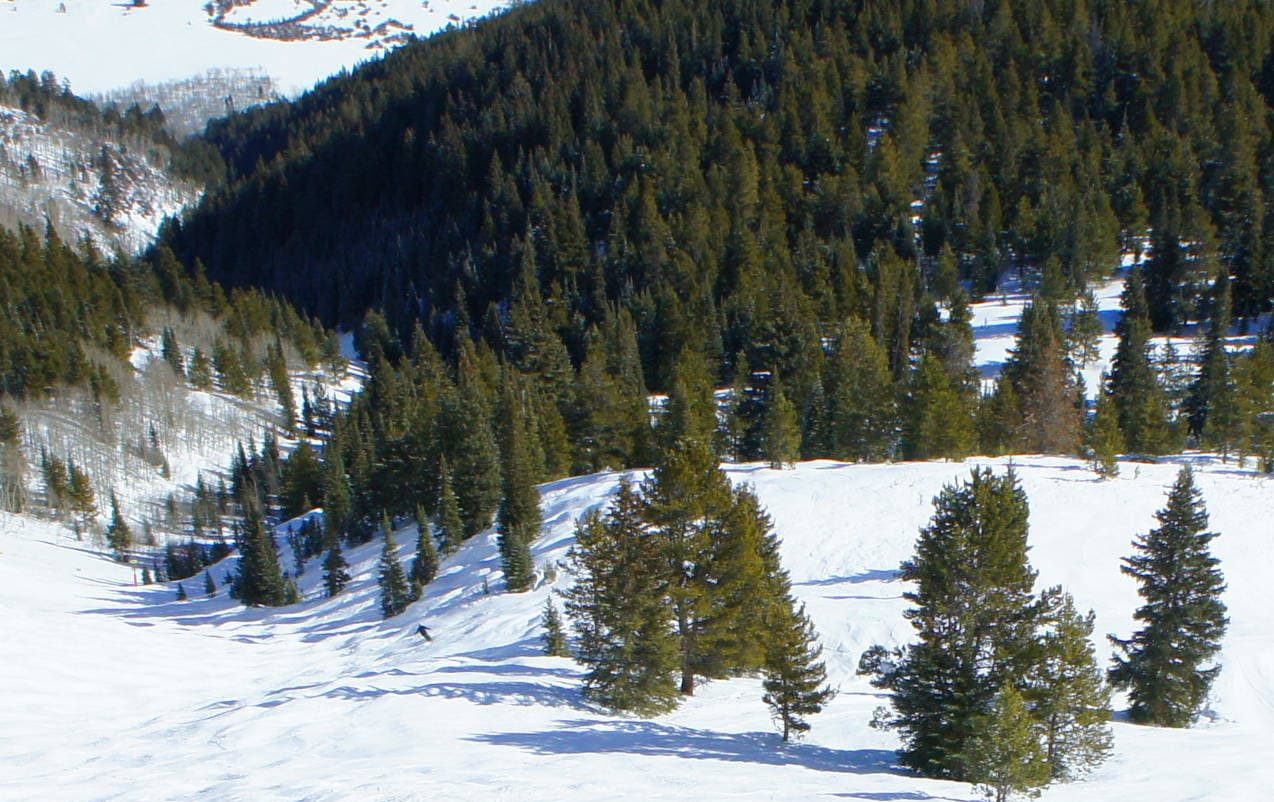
[409,504,440,594]
[496,377,541,592]
[562,481,680,713]
[1066,287,1103,368]
[322,542,351,598]
[964,684,1052,802]
[1003,298,1082,454]
[541,597,570,657]
[762,600,835,742]
[760,375,801,469]
[1087,387,1123,479]
[321,447,352,542]
[906,353,975,460]
[378,515,412,618]
[438,354,502,539]
[204,570,217,598]
[435,456,464,555]
[824,318,897,461]
[1109,466,1228,727]
[863,468,1036,779]
[236,501,288,607]
[1186,278,1240,457]
[105,491,132,561]
[1109,269,1173,455]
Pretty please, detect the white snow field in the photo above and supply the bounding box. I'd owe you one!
[2,455,1271,801]
[0,0,512,97]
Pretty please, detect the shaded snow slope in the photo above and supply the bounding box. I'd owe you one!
[0,0,512,96]
[2,456,1270,801]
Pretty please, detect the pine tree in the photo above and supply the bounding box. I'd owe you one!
[863,468,1036,779]
[542,597,570,657]
[438,356,502,538]
[204,570,217,598]
[1087,387,1123,479]
[906,353,975,460]
[562,480,680,714]
[964,684,1052,802]
[1025,588,1112,780]
[105,491,132,561]
[321,447,352,542]
[824,318,897,461]
[236,501,288,607]
[161,327,184,375]
[322,542,351,597]
[760,375,800,469]
[436,456,464,555]
[378,515,412,618]
[1109,466,1228,727]
[762,600,834,742]
[1186,278,1240,457]
[496,378,541,592]
[1109,269,1173,455]
[187,347,213,390]
[1003,298,1081,454]
[409,504,439,593]
[1066,287,1103,368]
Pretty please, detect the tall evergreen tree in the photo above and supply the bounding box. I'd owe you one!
[1109,269,1173,454]
[438,355,502,538]
[562,481,680,713]
[1003,298,1082,454]
[105,491,132,562]
[435,456,465,555]
[496,375,542,592]
[824,318,897,461]
[236,501,288,607]
[906,354,975,460]
[1186,278,1240,457]
[409,504,440,593]
[760,375,800,469]
[378,515,413,618]
[1109,466,1228,727]
[762,600,834,742]
[863,469,1036,779]
[1087,387,1123,479]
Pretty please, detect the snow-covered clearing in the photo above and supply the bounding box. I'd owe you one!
[2,456,1270,801]
[0,0,512,96]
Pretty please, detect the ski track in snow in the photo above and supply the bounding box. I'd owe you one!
[2,456,1272,801]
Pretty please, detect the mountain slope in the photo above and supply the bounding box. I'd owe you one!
[3,456,1270,801]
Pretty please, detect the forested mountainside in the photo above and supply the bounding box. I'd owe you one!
[167,0,1272,378]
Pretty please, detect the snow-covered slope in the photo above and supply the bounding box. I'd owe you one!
[0,0,512,96]
[2,456,1270,801]
[0,103,199,253]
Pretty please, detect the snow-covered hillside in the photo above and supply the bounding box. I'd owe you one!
[0,0,512,96]
[0,103,199,253]
[2,457,1270,801]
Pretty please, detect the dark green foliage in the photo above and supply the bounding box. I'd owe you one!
[105,491,132,561]
[204,570,217,598]
[378,517,413,618]
[321,447,352,541]
[824,319,897,461]
[435,456,464,555]
[281,441,323,519]
[1066,288,1103,368]
[762,601,834,742]
[1109,270,1174,455]
[321,543,351,598]
[235,501,288,607]
[176,582,188,601]
[760,376,800,469]
[266,341,298,434]
[541,598,570,658]
[562,482,680,714]
[1186,279,1241,456]
[438,355,502,539]
[496,375,543,592]
[906,354,975,460]
[187,347,213,390]
[161,327,184,375]
[866,468,1037,779]
[409,505,440,592]
[1109,466,1228,727]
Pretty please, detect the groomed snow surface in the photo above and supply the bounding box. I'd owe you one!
[0,0,511,97]
[2,456,1271,801]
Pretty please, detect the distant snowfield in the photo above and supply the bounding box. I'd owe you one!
[2,456,1271,801]
[0,0,511,96]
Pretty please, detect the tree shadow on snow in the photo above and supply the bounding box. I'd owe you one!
[797,569,901,587]
[470,719,901,776]
[321,679,584,709]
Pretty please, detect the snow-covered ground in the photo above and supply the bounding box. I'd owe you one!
[2,455,1270,801]
[0,0,512,96]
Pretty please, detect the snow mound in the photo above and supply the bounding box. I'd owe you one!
[2,456,1271,800]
